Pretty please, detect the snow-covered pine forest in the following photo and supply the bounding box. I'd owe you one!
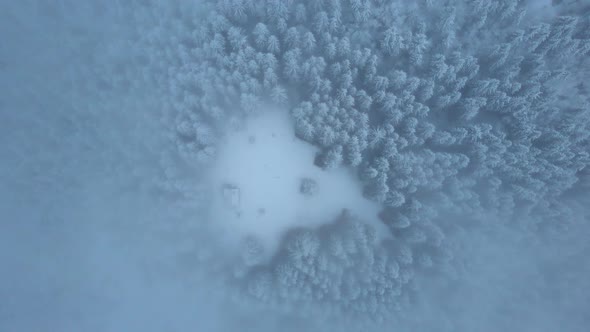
[1,1,589,331]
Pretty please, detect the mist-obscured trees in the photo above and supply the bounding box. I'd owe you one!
[238,212,441,323]
[121,0,590,325]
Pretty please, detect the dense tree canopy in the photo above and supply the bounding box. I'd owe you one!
[89,0,590,328]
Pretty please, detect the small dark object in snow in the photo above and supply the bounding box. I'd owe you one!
[300,178,318,197]
[222,183,241,215]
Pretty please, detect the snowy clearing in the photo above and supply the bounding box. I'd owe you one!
[206,110,385,253]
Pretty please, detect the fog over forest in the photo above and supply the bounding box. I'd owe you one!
[1,1,589,331]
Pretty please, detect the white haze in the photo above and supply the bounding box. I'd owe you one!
[1,2,589,332]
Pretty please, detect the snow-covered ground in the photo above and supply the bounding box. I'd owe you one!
[207,110,386,253]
